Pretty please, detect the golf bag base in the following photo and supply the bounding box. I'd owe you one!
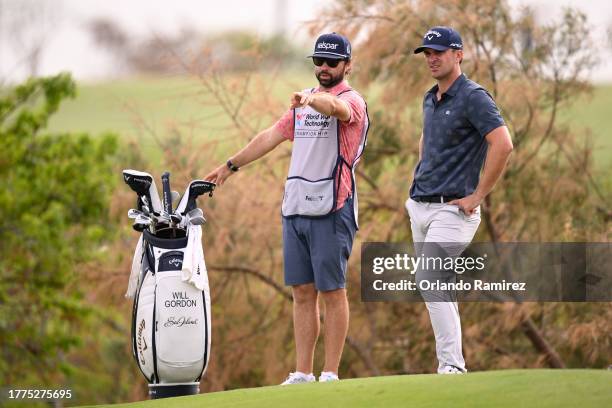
[149,382,200,399]
[131,228,211,398]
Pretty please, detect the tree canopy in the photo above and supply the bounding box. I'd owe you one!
[0,73,118,386]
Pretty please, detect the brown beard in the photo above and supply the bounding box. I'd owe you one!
[316,70,345,88]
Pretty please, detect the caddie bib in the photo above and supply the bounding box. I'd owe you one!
[282,88,369,227]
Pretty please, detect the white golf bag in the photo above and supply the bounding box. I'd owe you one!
[127,227,211,397]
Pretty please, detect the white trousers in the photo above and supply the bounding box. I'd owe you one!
[405,198,481,373]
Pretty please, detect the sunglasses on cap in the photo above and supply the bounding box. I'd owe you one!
[312,57,346,68]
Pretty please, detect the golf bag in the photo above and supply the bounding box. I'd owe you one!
[123,170,214,399]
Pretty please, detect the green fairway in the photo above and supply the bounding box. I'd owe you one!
[47,76,612,176]
[45,71,313,165]
[559,84,612,171]
[46,76,231,138]
[47,72,312,138]
[81,369,610,408]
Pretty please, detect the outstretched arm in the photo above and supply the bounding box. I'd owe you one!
[204,125,287,186]
[291,91,351,122]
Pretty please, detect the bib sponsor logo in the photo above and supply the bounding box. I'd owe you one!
[300,112,331,127]
[295,110,332,138]
[305,195,324,201]
[317,41,338,50]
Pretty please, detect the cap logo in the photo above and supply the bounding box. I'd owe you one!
[425,30,442,40]
[450,43,462,48]
[318,42,339,50]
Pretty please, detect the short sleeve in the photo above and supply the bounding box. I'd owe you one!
[466,89,505,137]
[338,91,366,125]
[273,109,295,141]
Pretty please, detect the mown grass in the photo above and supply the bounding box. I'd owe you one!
[559,84,612,170]
[78,369,611,408]
[47,71,311,139]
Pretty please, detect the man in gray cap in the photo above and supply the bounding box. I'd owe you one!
[407,26,513,374]
[205,33,369,384]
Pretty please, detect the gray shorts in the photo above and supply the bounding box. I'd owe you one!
[282,199,356,291]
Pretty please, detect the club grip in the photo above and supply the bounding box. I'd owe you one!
[161,171,172,214]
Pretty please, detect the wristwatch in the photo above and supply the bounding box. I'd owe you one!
[226,160,239,172]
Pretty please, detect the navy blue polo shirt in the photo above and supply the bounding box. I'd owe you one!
[410,74,505,198]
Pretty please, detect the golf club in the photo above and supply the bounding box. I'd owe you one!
[186,208,205,226]
[171,191,180,208]
[132,214,152,232]
[123,169,163,215]
[141,196,151,215]
[128,208,146,219]
[175,180,216,215]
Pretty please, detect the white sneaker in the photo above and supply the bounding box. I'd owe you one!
[318,371,339,382]
[439,365,466,374]
[281,371,316,385]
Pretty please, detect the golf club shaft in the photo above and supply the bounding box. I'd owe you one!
[161,172,172,215]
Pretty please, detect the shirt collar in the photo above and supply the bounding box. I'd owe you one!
[444,73,466,96]
[426,73,467,97]
[316,80,350,96]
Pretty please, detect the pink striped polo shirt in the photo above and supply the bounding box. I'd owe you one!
[274,80,368,211]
